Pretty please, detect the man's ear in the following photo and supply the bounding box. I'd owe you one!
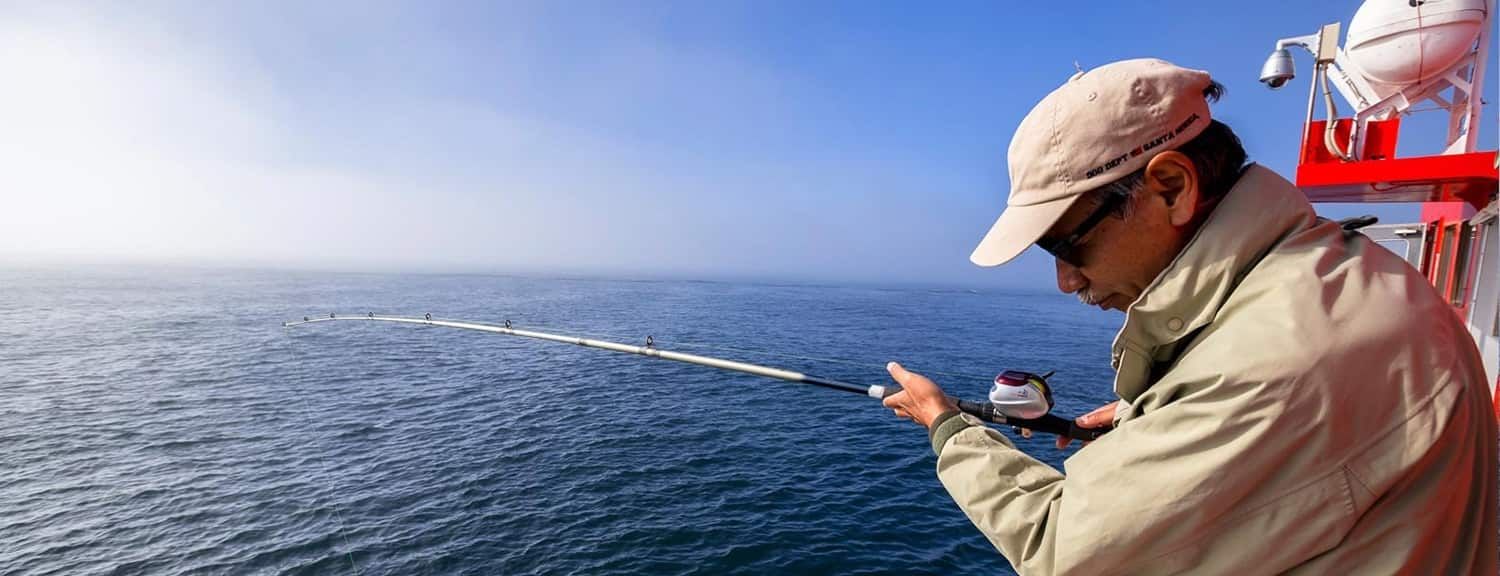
[1145,151,1200,228]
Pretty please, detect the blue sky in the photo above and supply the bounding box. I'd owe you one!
[1,1,1494,289]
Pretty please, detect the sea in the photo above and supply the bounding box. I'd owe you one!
[1,266,1124,575]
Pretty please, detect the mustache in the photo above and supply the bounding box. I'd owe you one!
[1075,287,1104,306]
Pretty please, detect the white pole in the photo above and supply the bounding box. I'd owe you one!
[283,313,1107,440]
[284,314,882,397]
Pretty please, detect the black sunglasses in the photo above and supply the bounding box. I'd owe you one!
[1035,188,1129,267]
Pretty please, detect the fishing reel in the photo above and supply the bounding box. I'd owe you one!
[987,370,1056,420]
[952,369,1108,441]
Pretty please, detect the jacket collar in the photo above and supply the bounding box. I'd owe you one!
[1110,164,1318,403]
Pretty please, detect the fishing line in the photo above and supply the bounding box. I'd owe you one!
[165,364,359,575]
[284,313,1108,441]
[292,393,361,576]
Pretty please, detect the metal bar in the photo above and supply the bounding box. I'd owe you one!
[1460,0,1494,154]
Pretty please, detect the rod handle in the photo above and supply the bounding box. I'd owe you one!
[1010,413,1111,442]
[955,399,1110,441]
[878,388,1111,441]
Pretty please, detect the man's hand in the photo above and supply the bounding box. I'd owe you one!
[882,362,958,430]
[1029,400,1117,449]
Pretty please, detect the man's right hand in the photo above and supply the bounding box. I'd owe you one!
[1055,401,1118,449]
[1017,400,1119,448]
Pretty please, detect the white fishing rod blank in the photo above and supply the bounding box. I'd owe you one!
[283,313,1108,441]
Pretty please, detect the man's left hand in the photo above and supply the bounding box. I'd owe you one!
[882,362,959,429]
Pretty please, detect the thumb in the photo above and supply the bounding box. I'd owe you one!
[1077,403,1114,427]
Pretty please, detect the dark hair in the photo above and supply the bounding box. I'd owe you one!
[1087,80,1248,217]
[1176,81,1247,203]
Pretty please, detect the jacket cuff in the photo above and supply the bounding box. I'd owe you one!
[929,410,975,456]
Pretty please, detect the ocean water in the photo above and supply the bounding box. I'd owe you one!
[1,267,1123,575]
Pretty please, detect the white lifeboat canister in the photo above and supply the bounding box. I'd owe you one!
[1346,0,1487,85]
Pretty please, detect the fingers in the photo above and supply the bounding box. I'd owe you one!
[1079,408,1108,426]
[1077,400,1119,428]
[886,362,938,397]
[884,361,956,430]
[888,404,920,426]
[885,361,911,385]
[880,389,906,409]
[882,362,923,414]
[881,385,912,422]
[882,363,913,410]
[1056,401,1118,449]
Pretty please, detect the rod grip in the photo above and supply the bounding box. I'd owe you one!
[881,389,1111,441]
[955,399,1110,441]
[1010,413,1111,442]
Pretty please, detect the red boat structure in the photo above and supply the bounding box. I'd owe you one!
[1259,0,1498,415]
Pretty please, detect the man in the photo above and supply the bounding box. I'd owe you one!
[882,58,1498,574]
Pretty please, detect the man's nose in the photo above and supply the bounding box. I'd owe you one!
[1056,258,1086,294]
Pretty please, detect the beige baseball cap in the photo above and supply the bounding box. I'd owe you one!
[970,58,1214,267]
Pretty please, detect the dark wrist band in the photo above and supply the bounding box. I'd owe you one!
[929,410,972,456]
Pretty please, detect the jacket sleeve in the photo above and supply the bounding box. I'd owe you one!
[933,414,1069,574]
[934,380,1365,576]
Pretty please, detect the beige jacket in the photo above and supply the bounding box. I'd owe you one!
[934,165,1498,575]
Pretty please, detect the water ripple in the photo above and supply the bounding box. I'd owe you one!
[0,268,1122,575]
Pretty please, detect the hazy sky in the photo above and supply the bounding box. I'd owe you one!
[2,1,1494,288]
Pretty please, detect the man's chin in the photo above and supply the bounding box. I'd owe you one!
[1096,293,1125,312]
[1104,294,1135,312]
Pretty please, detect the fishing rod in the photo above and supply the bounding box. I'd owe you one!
[283,313,1109,441]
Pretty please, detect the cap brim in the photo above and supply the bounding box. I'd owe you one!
[969,195,1081,267]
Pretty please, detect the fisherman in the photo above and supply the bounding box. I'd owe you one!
[882,58,1498,574]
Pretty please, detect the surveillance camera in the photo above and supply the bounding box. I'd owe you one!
[1259,48,1295,90]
